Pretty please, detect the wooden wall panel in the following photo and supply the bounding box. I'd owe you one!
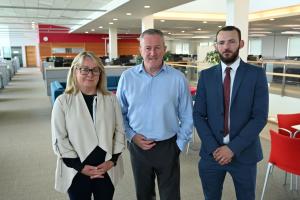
[39,43,51,59]
[51,43,84,48]
[118,42,139,55]
[84,43,106,56]
[25,46,37,67]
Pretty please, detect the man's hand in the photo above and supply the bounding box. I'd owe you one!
[213,145,234,165]
[132,134,156,150]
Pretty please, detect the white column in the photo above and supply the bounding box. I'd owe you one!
[226,0,249,61]
[142,15,154,32]
[109,27,118,60]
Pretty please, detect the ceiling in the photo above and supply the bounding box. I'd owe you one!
[1,0,300,40]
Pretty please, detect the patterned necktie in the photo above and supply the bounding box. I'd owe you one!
[224,67,231,136]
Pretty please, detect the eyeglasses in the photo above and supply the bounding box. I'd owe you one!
[77,67,101,75]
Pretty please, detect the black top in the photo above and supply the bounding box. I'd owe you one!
[62,92,120,172]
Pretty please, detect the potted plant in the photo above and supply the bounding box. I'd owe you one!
[205,50,220,65]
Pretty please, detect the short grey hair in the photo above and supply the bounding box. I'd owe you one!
[139,29,165,46]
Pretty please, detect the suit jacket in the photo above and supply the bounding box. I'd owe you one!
[51,92,125,193]
[193,60,269,164]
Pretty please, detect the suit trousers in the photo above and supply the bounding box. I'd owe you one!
[128,136,181,200]
[198,158,257,200]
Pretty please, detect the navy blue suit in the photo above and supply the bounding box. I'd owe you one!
[193,60,269,200]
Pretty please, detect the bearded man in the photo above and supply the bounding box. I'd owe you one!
[193,26,269,200]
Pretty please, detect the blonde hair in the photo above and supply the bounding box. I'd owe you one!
[65,51,110,95]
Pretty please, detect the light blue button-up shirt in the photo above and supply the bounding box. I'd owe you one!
[116,63,193,151]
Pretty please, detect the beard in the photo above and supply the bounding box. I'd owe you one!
[218,48,240,65]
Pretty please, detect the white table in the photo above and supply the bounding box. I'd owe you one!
[291,124,300,131]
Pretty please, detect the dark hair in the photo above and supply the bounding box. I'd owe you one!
[216,26,241,41]
[139,29,165,45]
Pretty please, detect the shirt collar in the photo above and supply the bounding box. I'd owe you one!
[137,62,168,74]
[221,57,240,73]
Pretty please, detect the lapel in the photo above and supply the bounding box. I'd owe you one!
[214,64,224,111]
[231,60,248,104]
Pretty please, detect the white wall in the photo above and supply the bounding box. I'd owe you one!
[269,93,300,116]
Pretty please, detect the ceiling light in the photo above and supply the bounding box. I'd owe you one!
[113,18,118,21]
[160,20,165,22]
[197,28,202,31]
[91,29,95,31]
[250,31,272,34]
[144,5,150,8]
[181,30,185,33]
[292,27,300,30]
[98,26,103,28]
[218,25,222,28]
[85,31,89,33]
[168,32,171,34]
[192,36,211,39]
[203,21,207,24]
[269,18,275,21]
[109,22,114,25]
[31,21,35,24]
[281,31,300,34]
[282,25,300,28]
[126,13,132,16]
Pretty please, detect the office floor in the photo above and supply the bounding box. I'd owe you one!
[0,67,299,200]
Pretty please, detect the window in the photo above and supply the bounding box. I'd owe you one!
[248,39,262,55]
[175,42,190,54]
[287,37,300,56]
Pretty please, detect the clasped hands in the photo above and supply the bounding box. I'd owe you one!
[213,145,234,165]
[81,161,114,179]
[132,134,156,150]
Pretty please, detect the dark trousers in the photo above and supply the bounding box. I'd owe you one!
[68,172,114,200]
[128,136,181,200]
[198,158,257,200]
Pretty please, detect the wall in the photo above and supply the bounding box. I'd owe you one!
[39,25,139,60]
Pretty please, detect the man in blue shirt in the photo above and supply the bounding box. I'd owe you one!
[117,29,193,200]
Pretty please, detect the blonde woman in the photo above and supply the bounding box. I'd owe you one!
[51,51,125,200]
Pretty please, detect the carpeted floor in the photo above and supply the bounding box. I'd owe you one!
[0,67,299,200]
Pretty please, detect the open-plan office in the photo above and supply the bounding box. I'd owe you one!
[1,0,300,199]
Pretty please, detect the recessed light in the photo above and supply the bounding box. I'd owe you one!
[98,26,103,28]
[113,18,118,21]
[218,25,222,28]
[168,32,171,34]
[160,20,165,22]
[85,31,89,33]
[144,5,150,8]
[197,28,202,31]
[91,29,95,31]
[109,22,114,25]
[269,18,275,21]
[126,13,132,16]
[203,21,207,23]
[181,30,185,33]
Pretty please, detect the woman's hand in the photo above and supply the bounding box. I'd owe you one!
[90,161,114,179]
[81,165,99,177]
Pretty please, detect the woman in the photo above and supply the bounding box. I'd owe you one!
[51,51,125,200]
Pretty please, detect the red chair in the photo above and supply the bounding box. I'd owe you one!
[277,113,300,138]
[261,130,300,200]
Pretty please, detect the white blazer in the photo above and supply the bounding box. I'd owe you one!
[51,91,125,193]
